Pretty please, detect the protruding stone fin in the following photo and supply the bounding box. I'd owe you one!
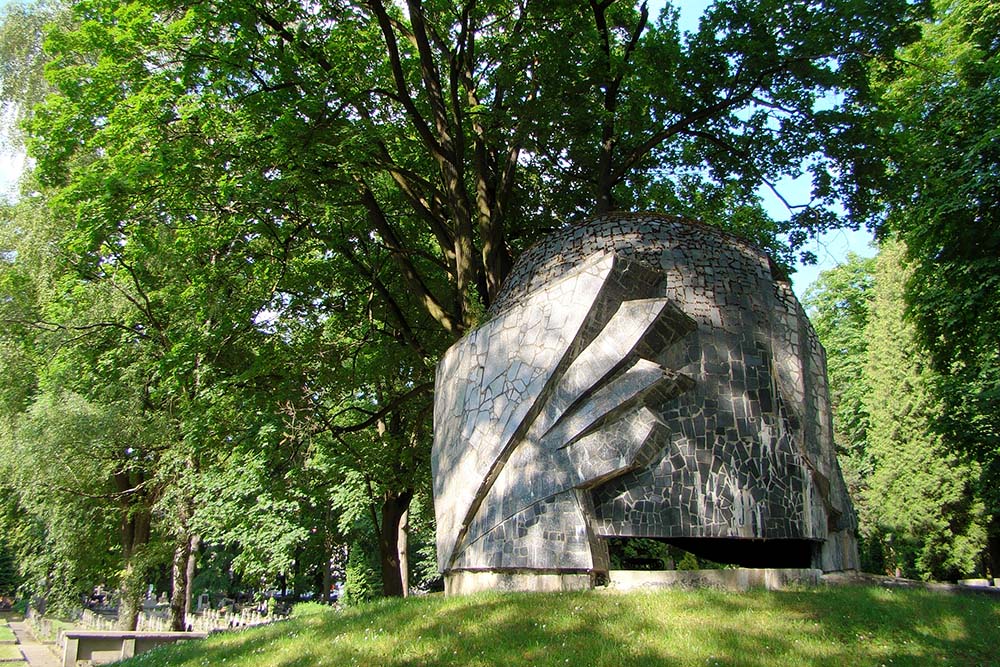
[442,258,696,570]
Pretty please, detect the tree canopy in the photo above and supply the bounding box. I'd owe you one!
[806,244,989,581]
[8,0,986,620]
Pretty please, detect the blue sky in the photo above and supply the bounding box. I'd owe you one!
[668,0,876,299]
[0,0,876,300]
[0,143,23,200]
[0,0,26,198]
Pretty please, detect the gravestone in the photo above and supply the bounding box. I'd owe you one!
[432,213,858,594]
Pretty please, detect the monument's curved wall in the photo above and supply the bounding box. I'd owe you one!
[432,213,858,588]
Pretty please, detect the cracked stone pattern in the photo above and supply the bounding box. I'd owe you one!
[433,213,859,576]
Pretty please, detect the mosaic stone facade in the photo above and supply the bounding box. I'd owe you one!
[432,213,858,587]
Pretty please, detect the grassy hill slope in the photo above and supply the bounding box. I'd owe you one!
[117,586,999,667]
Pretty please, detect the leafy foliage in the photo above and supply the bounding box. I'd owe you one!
[342,529,382,606]
[872,0,1000,577]
[0,538,18,597]
[804,254,876,458]
[807,243,988,580]
[0,0,936,610]
[863,242,987,580]
[0,0,69,151]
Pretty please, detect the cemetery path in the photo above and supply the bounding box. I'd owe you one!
[8,621,60,667]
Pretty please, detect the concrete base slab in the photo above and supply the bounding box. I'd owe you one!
[445,571,594,595]
[606,568,822,592]
[444,568,826,594]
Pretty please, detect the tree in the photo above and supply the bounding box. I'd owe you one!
[871,0,1000,575]
[804,254,876,458]
[0,0,69,152]
[803,254,879,566]
[806,245,991,580]
[0,538,18,598]
[28,0,929,322]
[862,241,986,580]
[0,390,161,619]
[0,195,173,623]
[276,292,440,597]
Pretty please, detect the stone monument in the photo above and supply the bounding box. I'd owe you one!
[432,213,858,594]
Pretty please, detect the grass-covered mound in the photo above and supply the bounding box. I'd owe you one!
[117,586,998,667]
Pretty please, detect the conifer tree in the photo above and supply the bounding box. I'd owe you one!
[862,241,986,580]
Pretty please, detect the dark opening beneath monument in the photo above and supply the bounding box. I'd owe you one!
[662,538,816,569]
[608,537,817,570]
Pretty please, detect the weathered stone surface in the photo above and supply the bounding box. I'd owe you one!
[444,571,594,596]
[432,213,858,587]
[607,567,823,592]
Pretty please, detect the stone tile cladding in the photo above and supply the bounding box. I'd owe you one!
[432,213,858,578]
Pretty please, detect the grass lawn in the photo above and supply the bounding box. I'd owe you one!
[0,625,13,643]
[114,585,998,667]
[31,618,75,643]
[0,644,22,662]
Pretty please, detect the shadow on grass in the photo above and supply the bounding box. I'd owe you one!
[668,585,999,667]
[113,585,1000,667]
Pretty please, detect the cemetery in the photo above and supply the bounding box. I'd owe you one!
[1,0,999,664]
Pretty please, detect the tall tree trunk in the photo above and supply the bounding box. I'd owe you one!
[321,509,335,603]
[169,535,193,631]
[117,564,143,632]
[322,553,333,603]
[398,508,409,598]
[590,0,647,215]
[169,494,199,631]
[478,212,512,306]
[113,465,154,631]
[378,490,413,597]
[117,508,151,631]
[184,534,200,617]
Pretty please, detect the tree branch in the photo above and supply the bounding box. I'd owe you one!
[357,182,461,333]
[0,317,148,338]
[366,0,444,157]
[254,8,334,73]
[311,381,434,437]
[337,242,430,360]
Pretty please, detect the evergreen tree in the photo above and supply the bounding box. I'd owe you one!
[862,241,986,580]
[804,254,876,478]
